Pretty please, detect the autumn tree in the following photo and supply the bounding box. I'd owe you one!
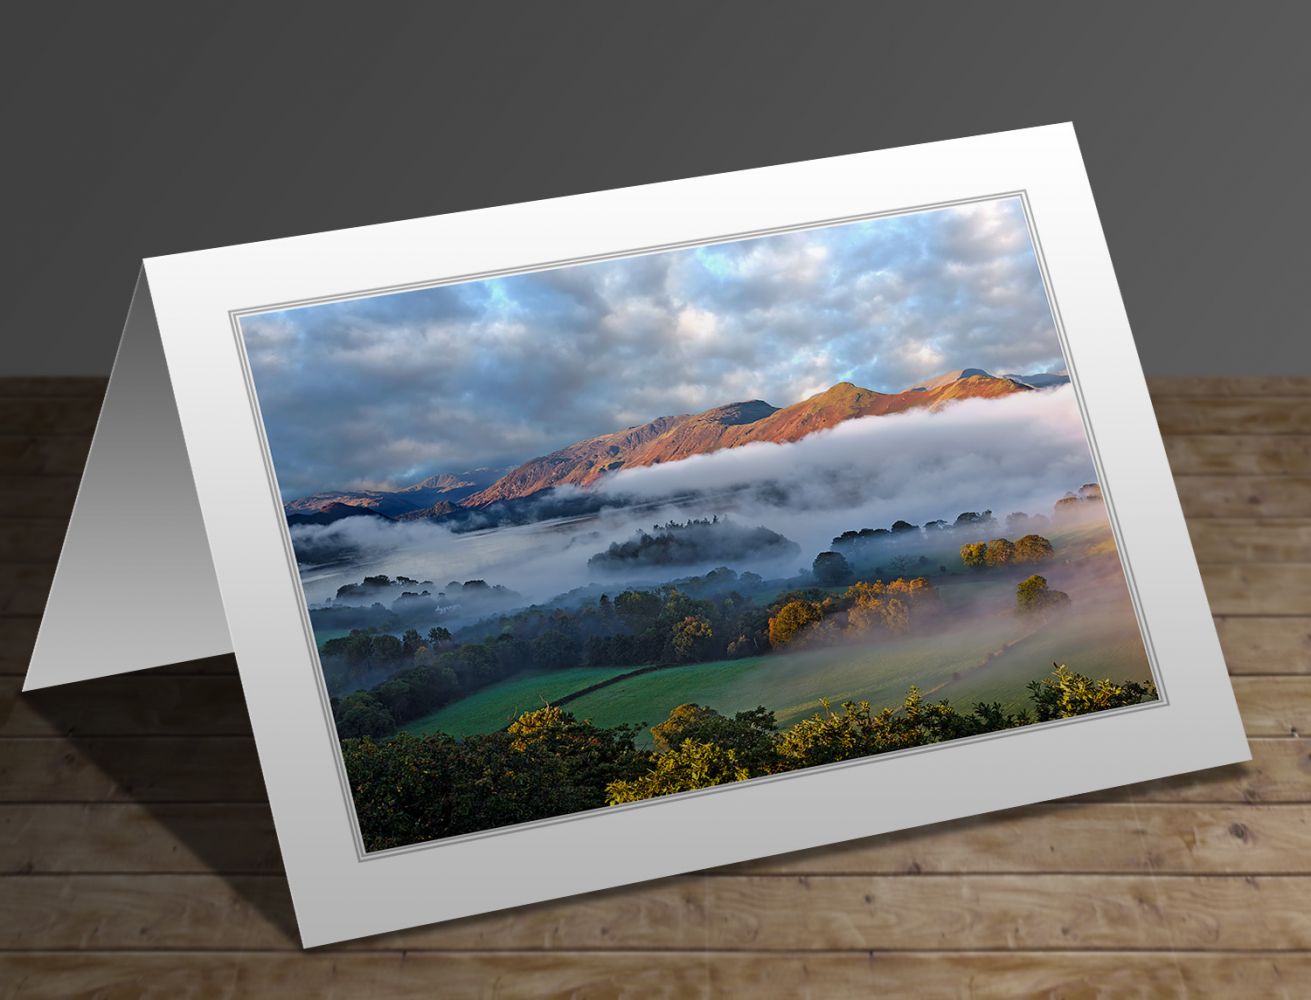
[960,541,988,569]
[605,739,750,805]
[1016,574,1071,615]
[1014,534,1055,564]
[768,599,823,647]
[651,704,778,773]
[985,537,1015,567]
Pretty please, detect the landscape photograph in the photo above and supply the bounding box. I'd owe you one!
[240,196,1157,852]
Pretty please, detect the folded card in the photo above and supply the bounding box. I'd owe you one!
[26,124,1248,947]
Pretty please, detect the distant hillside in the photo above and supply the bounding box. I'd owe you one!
[286,502,393,527]
[283,367,1064,522]
[284,467,503,518]
[461,370,1033,507]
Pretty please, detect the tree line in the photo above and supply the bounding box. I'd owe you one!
[331,571,947,741]
[343,663,1158,851]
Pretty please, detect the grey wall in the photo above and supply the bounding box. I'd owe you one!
[5,1,1309,376]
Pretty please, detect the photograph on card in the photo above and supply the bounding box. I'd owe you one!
[238,195,1156,851]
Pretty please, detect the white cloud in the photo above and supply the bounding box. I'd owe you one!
[243,196,1066,497]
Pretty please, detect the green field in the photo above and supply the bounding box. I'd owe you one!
[403,665,636,739]
[557,610,1149,745]
[399,603,1150,747]
[395,522,1152,746]
[559,621,1009,739]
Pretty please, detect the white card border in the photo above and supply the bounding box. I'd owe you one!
[143,124,1248,947]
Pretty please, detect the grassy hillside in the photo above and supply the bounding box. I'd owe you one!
[562,618,1024,743]
[403,665,635,739]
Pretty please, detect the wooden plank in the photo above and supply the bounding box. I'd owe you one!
[0,564,55,616]
[0,953,712,999]
[1,676,251,737]
[5,803,1308,877]
[0,377,107,398]
[1199,564,1311,615]
[0,874,707,952]
[1101,738,1311,803]
[0,476,79,519]
[1232,677,1310,737]
[2,873,1310,953]
[1147,376,1311,397]
[0,736,1303,807]
[0,618,37,676]
[1178,476,1311,518]
[0,951,1306,999]
[1188,519,1311,563]
[1164,434,1311,476]
[1216,617,1311,674]
[703,874,1311,952]
[705,952,1311,998]
[0,522,68,563]
[1153,397,1311,435]
[0,435,91,477]
[0,804,283,874]
[0,738,266,803]
[0,398,102,436]
[730,803,1311,876]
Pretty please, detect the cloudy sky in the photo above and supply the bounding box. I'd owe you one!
[242,196,1065,499]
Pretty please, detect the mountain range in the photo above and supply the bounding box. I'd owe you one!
[283,468,505,520]
[285,368,1068,524]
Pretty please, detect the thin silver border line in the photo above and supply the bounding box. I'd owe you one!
[228,191,1165,864]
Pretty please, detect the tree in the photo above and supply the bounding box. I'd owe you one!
[335,692,395,738]
[531,628,581,671]
[1016,574,1070,615]
[1028,664,1158,720]
[768,600,823,647]
[605,739,750,805]
[960,541,988,569]
[954,510,994,528]
[985,537,1015,567]
[371,632,404,663]
[341,664,1159,850]
[813,550,854,586]
[427,626,452,647]
[401,628,422,657]
[342,708,648,851]
[880,596,910,634]
[651,704,778,773]
[615,590,662,628]
[1014,534,1055,565]
[671,615,714,662]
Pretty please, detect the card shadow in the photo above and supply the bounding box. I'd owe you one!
[20,656,301,945]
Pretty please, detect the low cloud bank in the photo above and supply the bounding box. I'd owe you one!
[292,387,1098,610]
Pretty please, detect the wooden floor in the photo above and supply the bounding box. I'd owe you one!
[1,376,1309,998]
